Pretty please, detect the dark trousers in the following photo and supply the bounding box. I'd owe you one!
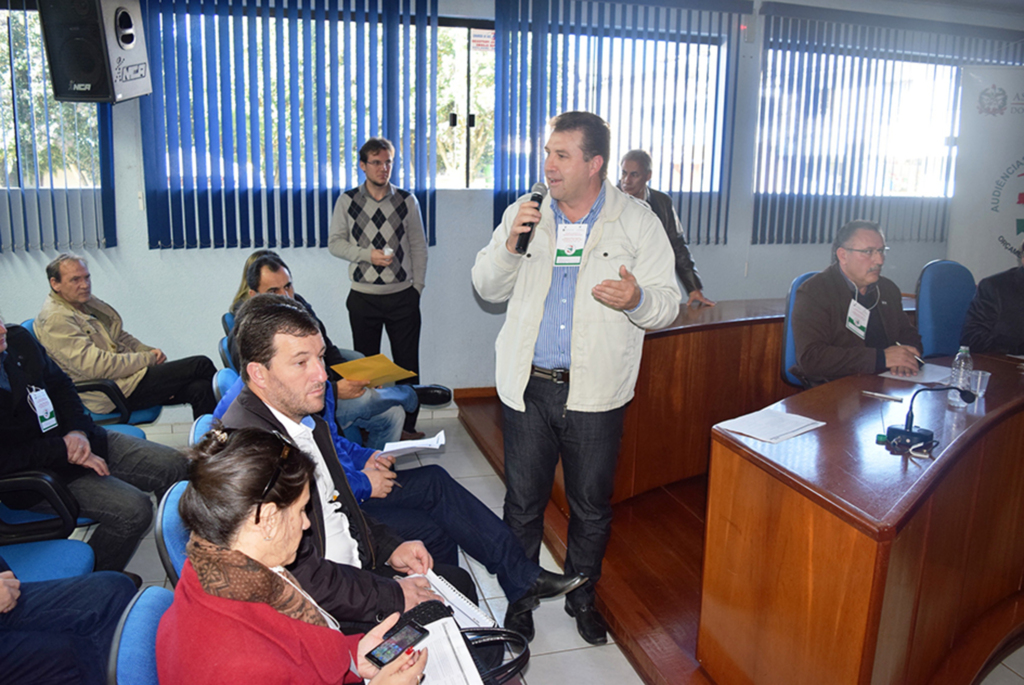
[126,355,216,419]
[501,377,626,608]
[347,288,422,431]
[67,430,188,571]
[362,465,540,603]
[0,571,137,685]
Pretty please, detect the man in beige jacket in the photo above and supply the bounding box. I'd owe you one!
[35,254,216,419]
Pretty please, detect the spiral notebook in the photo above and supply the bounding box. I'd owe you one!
[413,570,497,629]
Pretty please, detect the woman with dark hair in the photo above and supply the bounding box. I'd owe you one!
[156,427,426,684]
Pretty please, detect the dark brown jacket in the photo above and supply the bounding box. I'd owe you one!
[792,263,920,386]
[960,266,1024,355]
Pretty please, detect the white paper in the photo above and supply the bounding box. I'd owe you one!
[1008,354,1024,360]
[418,617,485,685]
[380,431,446,458]
[409,570,496,629]
[877,363,951,384]
[716,409,826,444]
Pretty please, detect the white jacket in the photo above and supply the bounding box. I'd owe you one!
[471,180,681,413]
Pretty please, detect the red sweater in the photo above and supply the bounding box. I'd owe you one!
[157,560,364,684]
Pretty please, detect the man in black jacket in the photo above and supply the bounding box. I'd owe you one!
[0,317,186,572]
[619,149,714,307]
[221,295,472,628]
[961,239,1024,355]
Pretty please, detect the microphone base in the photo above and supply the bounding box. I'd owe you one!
[886,425,934,447]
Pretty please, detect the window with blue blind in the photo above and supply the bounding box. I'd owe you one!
[139,0,438,251]
[753,2,1024,246]
[0,5,115,253]
[493,0,751,245]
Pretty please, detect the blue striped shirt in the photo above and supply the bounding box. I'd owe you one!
[532,187,607,370]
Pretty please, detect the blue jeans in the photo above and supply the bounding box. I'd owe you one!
[67,430,188,571]
[0,570,137,685]
[361,465,540,603]
[501,377,625,607]
[334,385,418,450]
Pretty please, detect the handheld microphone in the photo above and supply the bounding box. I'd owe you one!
[885,385,976,445]
[515,183,548,254]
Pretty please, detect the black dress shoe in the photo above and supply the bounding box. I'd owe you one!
[413,384,452,406]
[506,570,587,616]
[565,602,608,645]
[503,604,536,642]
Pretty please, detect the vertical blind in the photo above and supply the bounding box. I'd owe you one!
[493,0,751,245]
[753,2,1024,245]
[0,6,115,253]
[139,0,438,251]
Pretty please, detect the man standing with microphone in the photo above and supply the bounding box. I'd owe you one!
[472,111,680,644]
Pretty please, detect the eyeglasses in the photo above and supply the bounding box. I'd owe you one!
[842,246,889,258]
[255,430,295,524]
[365,160,392,168]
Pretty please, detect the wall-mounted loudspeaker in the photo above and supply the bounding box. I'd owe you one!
[37,0,152,103]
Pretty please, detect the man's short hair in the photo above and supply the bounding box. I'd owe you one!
[246,253,291,293]
[234,294,320,383]
[46,253,86,284]
[550,111,611,180]
[831,220,883,264]
[621,149,652,175]
[358,137,395,164]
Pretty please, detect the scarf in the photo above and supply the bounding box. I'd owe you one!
[187,534,328,628]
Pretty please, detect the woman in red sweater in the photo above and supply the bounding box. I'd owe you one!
[157,428,426,684]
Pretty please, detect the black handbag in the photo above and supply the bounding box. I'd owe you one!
[386,600,529,685]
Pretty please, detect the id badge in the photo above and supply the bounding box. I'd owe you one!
[846,299,870,340]
[555,223,587,266]
[27,386,58,433]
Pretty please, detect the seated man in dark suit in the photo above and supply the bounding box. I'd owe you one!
[0,316,187,572]
[0,553,136,685]
[961,238,1024,355]
[791,220,921,386]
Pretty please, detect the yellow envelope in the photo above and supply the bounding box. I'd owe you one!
[330,354,416,386]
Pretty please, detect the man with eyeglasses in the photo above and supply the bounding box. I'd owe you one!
[790,219,921,387]
[328,137,429,438]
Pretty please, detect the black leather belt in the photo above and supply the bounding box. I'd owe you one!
[530,365,570,384]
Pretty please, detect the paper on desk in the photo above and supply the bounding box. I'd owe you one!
[716,409,825,444]
[878,363,950,384]
[380,431,445,458]
[1009,354,1024,360]
[418,616,485,685]
[329,354,416,386]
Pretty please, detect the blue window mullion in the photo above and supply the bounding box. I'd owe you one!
[204,0,222,249]
[288,0,301,246]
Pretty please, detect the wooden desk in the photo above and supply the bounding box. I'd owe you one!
[698,355,1024,684]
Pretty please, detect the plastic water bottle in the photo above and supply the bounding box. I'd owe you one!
[949,346,973,407]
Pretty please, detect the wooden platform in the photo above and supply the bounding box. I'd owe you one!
[458,395,714,685]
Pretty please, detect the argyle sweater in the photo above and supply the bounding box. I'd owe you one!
[327,182,428,295]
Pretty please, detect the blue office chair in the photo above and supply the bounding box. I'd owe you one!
[213,367,240,403]
[188,415,216,446]
[915,259,976,359]
[782,271,819,387]
[106,585,175,685]
[221,311,235,336]
[155,481,189,586]
[218,336,236,372]
[21,319,163,426]
[1,539,95,582]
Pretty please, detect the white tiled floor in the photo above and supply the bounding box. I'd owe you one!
[139,410,644,685]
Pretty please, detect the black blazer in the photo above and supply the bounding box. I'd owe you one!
[961,266,1024,355]
[220,385,405,623]
[1,324,107,488]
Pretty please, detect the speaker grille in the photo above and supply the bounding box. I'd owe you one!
[59,37,105,86]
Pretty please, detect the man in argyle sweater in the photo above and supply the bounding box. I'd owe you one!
[328,138,428,434]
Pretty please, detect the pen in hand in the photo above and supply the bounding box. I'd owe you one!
[897,342,925,366]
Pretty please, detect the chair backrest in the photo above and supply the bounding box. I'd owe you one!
[915,259,976,358]
[782,271,819,387]
[155,481,189,586]
[107,585,175,685]
[20,319,37,339]
[188,415,215,447]
[213,367,240,403]
[218,336,236,372]
[221,311,235,336]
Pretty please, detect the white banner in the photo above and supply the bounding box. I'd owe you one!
[947,66,1024,280]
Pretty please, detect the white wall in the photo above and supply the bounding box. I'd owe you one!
[2,0,1021,423]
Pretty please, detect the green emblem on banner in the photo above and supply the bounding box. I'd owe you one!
[1017,218,1024,235]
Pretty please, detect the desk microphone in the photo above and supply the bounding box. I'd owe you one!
[886,385,976,445]
[515,183,548,254]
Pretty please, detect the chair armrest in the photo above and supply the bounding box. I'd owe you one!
[0,470,81,543]
[74,378,132,424]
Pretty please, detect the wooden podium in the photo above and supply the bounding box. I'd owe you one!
[698,355,1024,684]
